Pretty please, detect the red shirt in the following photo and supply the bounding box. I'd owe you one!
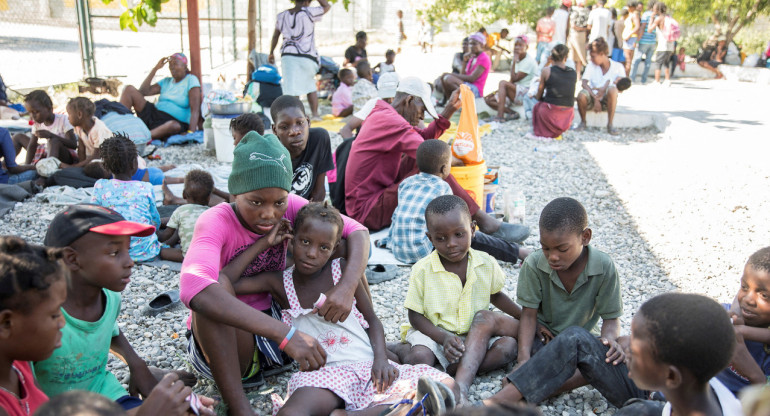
[537,17,556,42]
[344,101,450,223]
[0,361,48,416]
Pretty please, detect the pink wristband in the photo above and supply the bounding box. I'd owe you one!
[314,293,327,309]
[279,326,296,351]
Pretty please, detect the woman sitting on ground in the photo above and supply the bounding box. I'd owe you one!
[438,32,491,103]
[433,37,469,98]
[120,53,201,140]
[529,44,576,139]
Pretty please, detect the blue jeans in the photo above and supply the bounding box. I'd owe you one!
[631,43,656,84]
[507,326,649,408]
[6,169,38,184]
[536,41,549,63]
[615,398,666,415]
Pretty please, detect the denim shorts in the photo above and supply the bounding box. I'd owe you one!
[463,82,481,97]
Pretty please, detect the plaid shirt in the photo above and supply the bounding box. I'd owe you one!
[383,172,452,263]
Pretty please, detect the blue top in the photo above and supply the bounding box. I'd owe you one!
[156,74,200,124]
[0,127,18,184]
[382,172,453,264]
[716,303,770,395]
[638,11,657,45]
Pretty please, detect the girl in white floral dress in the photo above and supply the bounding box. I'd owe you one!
[229,203,456,416]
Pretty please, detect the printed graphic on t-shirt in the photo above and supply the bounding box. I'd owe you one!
[231,242,286,277]
[292,162,313,197]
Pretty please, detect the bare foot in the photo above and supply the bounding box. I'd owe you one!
[162,182,176,205]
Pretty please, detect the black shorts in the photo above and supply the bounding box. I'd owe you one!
[137,102,188,132]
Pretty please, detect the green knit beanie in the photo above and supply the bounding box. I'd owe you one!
[228,131,292,195]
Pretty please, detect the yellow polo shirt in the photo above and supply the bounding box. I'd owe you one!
[401,249,506,341]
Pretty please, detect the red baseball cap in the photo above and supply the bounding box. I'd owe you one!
[44,204,156,247]
[562,0,573,7]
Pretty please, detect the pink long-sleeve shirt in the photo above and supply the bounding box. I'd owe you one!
[179,194,367,327]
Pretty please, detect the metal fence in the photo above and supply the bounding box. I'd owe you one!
[0,0,421,87]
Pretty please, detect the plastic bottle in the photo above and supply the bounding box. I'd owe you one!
[512,191,526,224]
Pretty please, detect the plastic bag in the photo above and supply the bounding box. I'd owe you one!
[36,157,61,178]
[451,84,484,165]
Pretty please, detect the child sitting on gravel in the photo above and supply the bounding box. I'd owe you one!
[271,95,334,202]
[388,195,523,403]
[83,159,180,187]
[613,293,741,415]
[12,90,78,165]
[158,169,214,262]
[178,131,370,415]
[90,134,176,262]
[63,97,112,168]
[718,246,770,395]
[332,68,355,117]
[230,112,265,146]
[229,202,457,415]
[484,197,644,409]
[380,140,528,265]
[35,205,199,412]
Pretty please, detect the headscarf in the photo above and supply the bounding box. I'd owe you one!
[171,52,188,66]
[468,32,486,45]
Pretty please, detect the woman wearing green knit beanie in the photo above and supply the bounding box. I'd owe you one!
[179,130,371,415]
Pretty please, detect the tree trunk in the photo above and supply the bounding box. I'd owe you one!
[247,0,257,75]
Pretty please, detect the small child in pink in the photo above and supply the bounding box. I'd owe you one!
[65,97,113,167]
[229,203,457,415]
[332,68,356,117]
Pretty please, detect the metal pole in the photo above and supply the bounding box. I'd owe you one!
[220,0,225,64]
[208,0,213,70]
[232,0,237,61]
[75,0,97,78]
[179,0,184,53]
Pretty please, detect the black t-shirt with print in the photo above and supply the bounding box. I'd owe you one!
[344,46,367,64]
[291,127,334,200]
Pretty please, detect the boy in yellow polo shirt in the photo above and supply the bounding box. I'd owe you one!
[387,195,523,403]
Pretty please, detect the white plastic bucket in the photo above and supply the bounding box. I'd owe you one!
[212,117,235,162]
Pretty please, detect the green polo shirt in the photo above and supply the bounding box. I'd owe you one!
[516,245,623,336]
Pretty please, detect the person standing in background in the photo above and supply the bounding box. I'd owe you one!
[630,0,658,84]
[568,0,590,75]
[397,10,406,53]
[270,0,331,120]
[552,0,571,45]
[536,8,557,64]
[587,0,612,43]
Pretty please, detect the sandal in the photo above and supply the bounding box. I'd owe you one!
[365,264,399,284]
[417,376,456,415]
[379,394,429,416]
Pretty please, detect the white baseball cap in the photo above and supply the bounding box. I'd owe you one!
[395,76,439,119]
[377,72,400,99]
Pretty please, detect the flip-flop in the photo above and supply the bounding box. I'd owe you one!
[435,381,456,411]
[365,264,399,284]
[417,377,447,416]
[142,290,183,316]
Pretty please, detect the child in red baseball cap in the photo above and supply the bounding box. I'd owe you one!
[36,204,210,413]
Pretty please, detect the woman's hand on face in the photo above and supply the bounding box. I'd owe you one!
[154,57,169,71]
[264,219,293,247]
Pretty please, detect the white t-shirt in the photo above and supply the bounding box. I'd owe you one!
[514,54,539,87]
[582,60,626,88]
[587,7,612,43]
[552,8,570,44]
[276,6,325,60]
[661,379,742,416]
[31,113,73,138]
[353,97,380,120]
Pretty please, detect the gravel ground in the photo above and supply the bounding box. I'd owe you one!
[0,117,711,416]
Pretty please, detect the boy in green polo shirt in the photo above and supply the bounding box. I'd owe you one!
[483,197,648,408]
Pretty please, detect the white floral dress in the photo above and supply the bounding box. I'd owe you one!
[271,259,449,414]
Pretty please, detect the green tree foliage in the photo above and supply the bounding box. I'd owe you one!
[420,0,554,32]
[104,0,350,32]
[646,0,768,43]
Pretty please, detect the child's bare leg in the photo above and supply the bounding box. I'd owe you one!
[387,343,437,366]
[191,312,259,416]
[48,137,76,164]
[454,311,519,401]
[164,177,184,184]
[160,247,184,262]
[162,182,186,205]
[278,386,344,416]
